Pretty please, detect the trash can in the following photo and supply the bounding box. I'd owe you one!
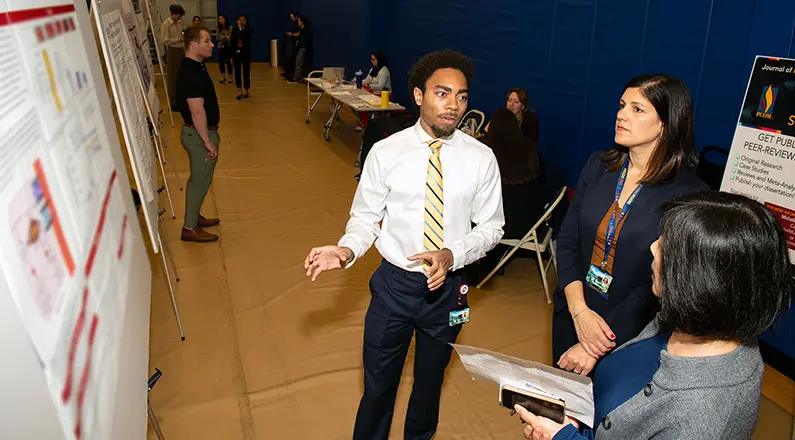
[270,39,278,67]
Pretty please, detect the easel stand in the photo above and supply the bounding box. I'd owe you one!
[157,208,184,340]
[138,77,177,219]
[147,368,166,440]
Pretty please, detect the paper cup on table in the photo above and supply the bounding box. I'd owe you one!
[381,91,389,108]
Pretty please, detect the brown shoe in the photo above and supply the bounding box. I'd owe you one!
[198,215,220,227]
[181,227,218,242]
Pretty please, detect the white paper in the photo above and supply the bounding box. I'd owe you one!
[99,10,155,203]
[356,94,382,105]
[329,91,352,97]
[452,343,595,428]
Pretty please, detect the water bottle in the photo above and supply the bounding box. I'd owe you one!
[355,70,363,89]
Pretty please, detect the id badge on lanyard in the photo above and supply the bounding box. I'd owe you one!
[586,160,642,299]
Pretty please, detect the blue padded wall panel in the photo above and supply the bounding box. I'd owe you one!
[579,2,647,172]
[640,0,712,102]
[694,0,755,150]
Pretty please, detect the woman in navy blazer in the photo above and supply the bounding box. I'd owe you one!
[553,74,708,375]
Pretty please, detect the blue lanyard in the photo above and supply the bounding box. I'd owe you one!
[602,160,642,271]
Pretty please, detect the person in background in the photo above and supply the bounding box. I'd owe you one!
[471,108,547,282]
[281,12,300,80]
[363,51,392,94]
[160,4,185,111]
[230,15,253,100]
[355,51,392,132]
[176,26,221,242]
[191,16,201,26]
[552,74,707,378]
[304,50,504,439]
[485,88,539,142]
[288,15,310,83]
[216,14,233,84]
[481,108,543,239]
[517,191,792,440]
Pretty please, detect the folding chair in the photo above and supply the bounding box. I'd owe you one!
[458,109,486,135]
[476,187,568,304]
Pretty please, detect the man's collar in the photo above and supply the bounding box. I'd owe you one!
[412,119,456,146]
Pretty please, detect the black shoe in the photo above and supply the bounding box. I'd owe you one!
[236,94,243,100]
[286,79,298,84]
[354,173,361,181]
[242,93,249,99]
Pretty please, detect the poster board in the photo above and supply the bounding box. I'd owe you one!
[721,55,795,264]
[122,0,157,115]
[722,55,795,386]
[91,0,159,252]
[0,0,152,438]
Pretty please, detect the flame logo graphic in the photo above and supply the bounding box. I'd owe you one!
[759,85,778,114]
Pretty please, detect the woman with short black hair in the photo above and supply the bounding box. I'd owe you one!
[553,74,708,376]
[518,190,793,439]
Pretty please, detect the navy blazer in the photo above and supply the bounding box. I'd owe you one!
[554,151,707,348]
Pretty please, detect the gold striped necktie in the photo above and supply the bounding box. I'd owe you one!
[423,140,444,272]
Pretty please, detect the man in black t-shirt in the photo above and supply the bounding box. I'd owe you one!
[176,26,221,242]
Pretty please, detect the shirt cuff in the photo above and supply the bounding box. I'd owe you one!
[445,242,466,272]
[337,237,361,269]
[552,424,583,440]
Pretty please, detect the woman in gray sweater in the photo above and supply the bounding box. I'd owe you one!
[518,191,793,440]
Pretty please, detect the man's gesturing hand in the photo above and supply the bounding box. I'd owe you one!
[304,246,354,281]
[408,248,453,291]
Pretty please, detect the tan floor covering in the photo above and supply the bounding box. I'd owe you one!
[145,64,793,439]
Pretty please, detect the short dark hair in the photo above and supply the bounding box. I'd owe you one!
[657,191,793,342]
[169,4,184,15]
[408,49,474,98]
[603,73,698,185]
[192,16,201,23]
[184,25,209,50]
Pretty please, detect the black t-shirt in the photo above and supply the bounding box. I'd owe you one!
[176,57,220,126]
[297,25,310,49]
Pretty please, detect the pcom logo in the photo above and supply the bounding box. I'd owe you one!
[756,85,779,120]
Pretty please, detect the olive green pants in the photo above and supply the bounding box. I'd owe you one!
[181,126,219,229]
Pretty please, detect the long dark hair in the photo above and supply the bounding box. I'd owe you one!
[603,73,698,185]
[482,108,540,184]
[218,14,230,30]
[370,51,389,77]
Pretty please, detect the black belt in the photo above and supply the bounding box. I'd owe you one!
[184,124,219,131]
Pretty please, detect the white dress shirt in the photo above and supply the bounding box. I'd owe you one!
[338,120,505,273]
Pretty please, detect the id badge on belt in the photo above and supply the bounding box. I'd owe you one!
[449,284,471,326]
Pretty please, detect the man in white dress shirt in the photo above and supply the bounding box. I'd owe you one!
[304,50,504,440]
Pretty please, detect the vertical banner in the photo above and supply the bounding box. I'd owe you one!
[721,55,795,264]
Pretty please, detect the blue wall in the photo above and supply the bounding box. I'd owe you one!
[219,0,795,366]
[222,0,795,186]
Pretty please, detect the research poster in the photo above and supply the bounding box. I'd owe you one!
[0,0,135,438]
[722,56,795,264]
[121,0,157,115]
